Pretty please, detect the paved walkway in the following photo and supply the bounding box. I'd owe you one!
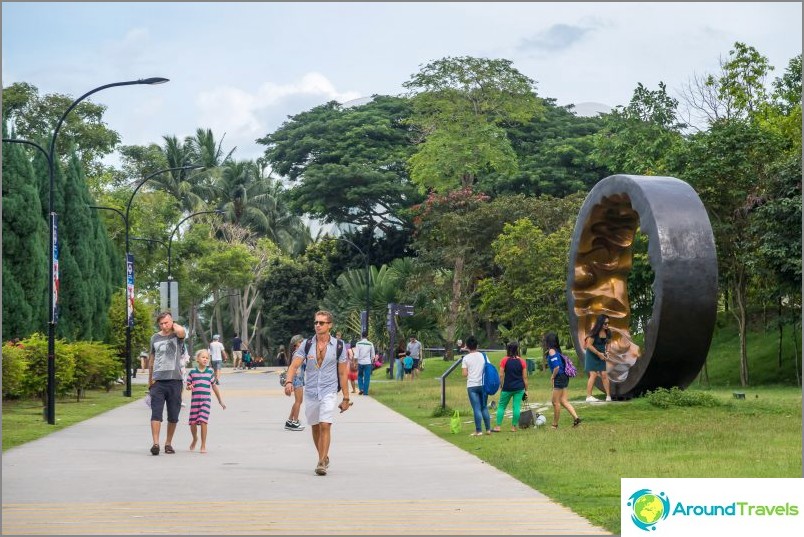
[2,368,610,535]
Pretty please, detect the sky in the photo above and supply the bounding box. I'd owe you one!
[2,2,802,167]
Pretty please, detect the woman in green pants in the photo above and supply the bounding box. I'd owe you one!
[491,340,528,432]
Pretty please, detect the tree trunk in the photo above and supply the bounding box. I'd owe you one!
[213,290,224,339]
[731,270,749,387]
[444,256,464,361]
[194,307,209,350]
[793,322,801,388]
[777,296,783,369]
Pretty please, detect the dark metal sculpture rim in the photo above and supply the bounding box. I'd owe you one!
[566,175,718,398]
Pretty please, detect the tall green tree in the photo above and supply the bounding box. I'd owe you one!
[2,82,121,185]
[56,152,117,340]
[484,98,609,197]
[402,56,542,192]
[258,95,419,235]
[2,130,48,339]
[259,245,334,355]
[590,82,686,175]
[477,220,574,348]
[677,44,796,387]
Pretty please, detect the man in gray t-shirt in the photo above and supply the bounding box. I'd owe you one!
[147,312,186,456]
[406,336,423,376]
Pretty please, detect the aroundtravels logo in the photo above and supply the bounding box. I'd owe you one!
[627,489,671,531]
[622,479,803,537]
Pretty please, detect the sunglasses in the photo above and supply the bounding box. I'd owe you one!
[313,321,330,326]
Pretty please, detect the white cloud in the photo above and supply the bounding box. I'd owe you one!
[194,72,362,159]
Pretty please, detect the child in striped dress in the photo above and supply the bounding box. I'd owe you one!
[186,349,226,453]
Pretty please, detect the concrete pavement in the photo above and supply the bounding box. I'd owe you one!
[2,368,610,535]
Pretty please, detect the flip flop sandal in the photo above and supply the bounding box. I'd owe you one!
[150,444,160,456]
[164,445,175,454]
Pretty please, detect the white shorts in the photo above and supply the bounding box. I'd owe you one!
[305,392,337,425]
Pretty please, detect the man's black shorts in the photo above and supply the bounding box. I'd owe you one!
[149,379,183,423]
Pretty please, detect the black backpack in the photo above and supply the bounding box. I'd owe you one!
[303,337,345,390]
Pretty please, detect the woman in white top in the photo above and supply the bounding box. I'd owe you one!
[461,335,491,436]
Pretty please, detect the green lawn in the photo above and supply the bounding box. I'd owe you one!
[368,347,802,534]
[1,383,149,451]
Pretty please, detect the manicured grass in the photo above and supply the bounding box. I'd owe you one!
[2,383,149,451]
[369,355,802,534]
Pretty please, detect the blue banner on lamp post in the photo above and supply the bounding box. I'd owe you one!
[126,254,134,327]
[51,214,59,324]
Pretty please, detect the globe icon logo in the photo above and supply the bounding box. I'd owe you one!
[627,489,670,531]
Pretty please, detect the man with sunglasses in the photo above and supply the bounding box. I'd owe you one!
[283,310,351,475]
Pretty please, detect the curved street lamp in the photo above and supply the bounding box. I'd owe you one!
[3,77,169,424]
[166,209,225,319]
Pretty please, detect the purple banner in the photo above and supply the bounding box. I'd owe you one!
[126,253,134,327]
[52,214,59,324]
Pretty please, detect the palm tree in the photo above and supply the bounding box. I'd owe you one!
[216,159,311,254]
[147,135,208,211]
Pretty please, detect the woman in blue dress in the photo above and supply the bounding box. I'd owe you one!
[584,314,612,402]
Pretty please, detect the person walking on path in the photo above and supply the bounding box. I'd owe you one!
[546,331,581,429]
[231,333,243,370]
[584,314,612,402]
[283,311,351,475]
[147,312,187,456]
[284,335,306,431]
[461,335,492,437]
[209,334,228,383]
[406,336,423,377]
[491,340,528,433]
[186,349,226,453]
[276,345,288,367]
[353,332,375,395]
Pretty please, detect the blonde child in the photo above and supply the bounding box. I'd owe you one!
[186,349,226,453]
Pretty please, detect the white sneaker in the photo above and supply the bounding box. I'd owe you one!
[285,420,305,431]
[585,396,598,403]
[605,396,612,402]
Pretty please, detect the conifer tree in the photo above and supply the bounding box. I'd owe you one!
[2,130,48,339]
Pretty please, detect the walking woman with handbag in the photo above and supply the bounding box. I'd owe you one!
[491,340,528,432]
[545,331,581,429]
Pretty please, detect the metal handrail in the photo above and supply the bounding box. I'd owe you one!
[439,357,464,410]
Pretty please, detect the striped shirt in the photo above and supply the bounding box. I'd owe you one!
[186,367,217,424]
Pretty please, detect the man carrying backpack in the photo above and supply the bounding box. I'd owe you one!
[283,310,351,476]
[460,335,493,436]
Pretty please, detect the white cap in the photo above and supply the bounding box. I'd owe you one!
[213,334,220,340]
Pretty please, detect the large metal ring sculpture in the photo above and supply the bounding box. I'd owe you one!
[566,175,718,398]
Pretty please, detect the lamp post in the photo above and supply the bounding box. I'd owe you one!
[166,209,224,319]
[326,236,371,334]
[3,77,168,424]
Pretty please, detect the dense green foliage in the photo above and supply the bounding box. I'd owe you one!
[2,129,48,339]
[2,43,800,389]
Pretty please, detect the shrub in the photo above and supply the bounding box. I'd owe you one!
[431,405,454,418]
[67,341,122,401]
[18,333,76,404]
[2,343,29,399]
[644,387,721,408]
